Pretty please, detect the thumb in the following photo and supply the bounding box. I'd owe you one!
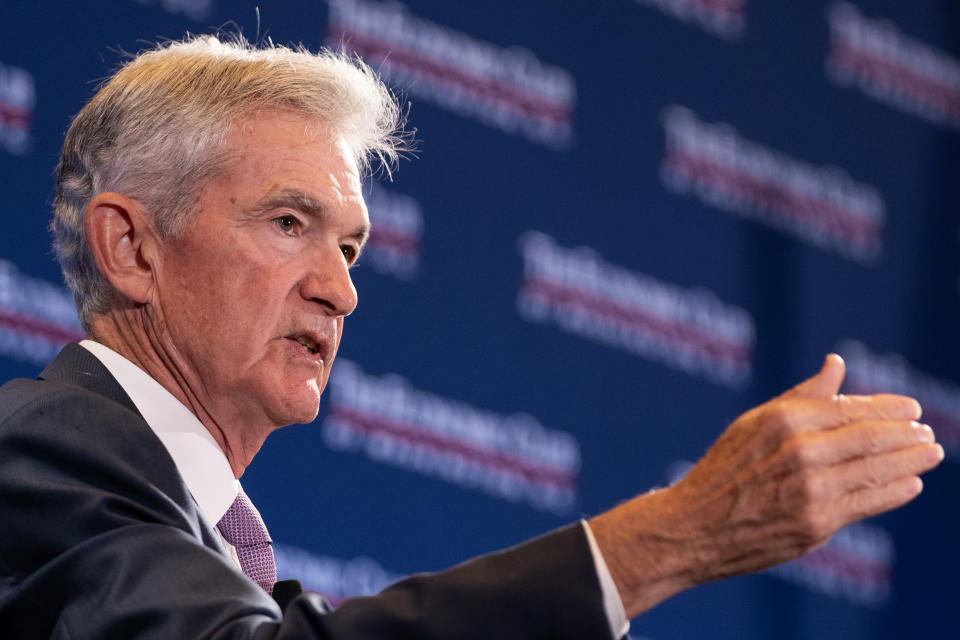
[780,353,846,400]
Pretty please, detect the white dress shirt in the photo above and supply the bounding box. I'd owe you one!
[79,339,628,638]
[79,340,243,570]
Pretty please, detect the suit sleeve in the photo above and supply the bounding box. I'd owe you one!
[0,384,614,639]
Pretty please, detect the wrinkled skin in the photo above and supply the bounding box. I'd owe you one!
[590,354,942,618]
[85,111,368,476]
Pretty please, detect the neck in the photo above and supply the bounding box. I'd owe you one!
[87,307,267,478]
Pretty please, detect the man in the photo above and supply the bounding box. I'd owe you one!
[0,35,942,638]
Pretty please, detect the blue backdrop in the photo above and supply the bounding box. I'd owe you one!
[2,1,958,638]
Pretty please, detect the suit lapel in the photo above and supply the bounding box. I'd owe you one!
[39,343,228,554]
[39,342,140,416]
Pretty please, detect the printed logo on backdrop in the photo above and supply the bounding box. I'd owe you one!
[322,359,581,514]
[0,260,83,365]
[274,543,404,607]
[326,0,576,148]
[0,62,35,155]
[516,231,755,388]
[668,460,894,606]
[632,0,746,40]
[827,2,960,132]
[838,339,960,460]
[133,0,214,21]
[660,105,886,263]
[362,183,424,280]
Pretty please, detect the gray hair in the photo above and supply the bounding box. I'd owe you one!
[52,34,406,330]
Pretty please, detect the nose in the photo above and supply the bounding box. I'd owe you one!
[300,244,358,316]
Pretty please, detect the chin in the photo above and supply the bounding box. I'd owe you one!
[274,381,323,425]
[269,403,321,428]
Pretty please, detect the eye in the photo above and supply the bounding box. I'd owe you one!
[273,214,301,235]
[341,244,359,264]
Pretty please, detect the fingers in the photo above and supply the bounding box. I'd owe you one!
[773,420,940,509]
[775,440,941,544]
[779,420,935,469]
[772,353,921,430]
[826,393,923,424]
[826,441,943,495]
[841,476,925,526]
[762,393,922,438]
[780,353,845,400]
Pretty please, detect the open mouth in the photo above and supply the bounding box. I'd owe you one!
[292,334,320,355]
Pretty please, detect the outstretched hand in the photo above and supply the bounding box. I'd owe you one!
[590,354,942,619]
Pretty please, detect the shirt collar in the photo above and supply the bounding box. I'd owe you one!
[79,339,239,525]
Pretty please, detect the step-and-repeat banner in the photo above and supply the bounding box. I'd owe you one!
[2,1,958,638]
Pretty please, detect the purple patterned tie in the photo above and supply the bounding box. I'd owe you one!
[217,488,277,593]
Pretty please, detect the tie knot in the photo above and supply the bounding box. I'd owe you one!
[218,488,272,548]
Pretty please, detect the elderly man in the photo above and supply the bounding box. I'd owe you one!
[0,36,942,638]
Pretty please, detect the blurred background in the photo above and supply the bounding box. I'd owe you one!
[2,1,958,637]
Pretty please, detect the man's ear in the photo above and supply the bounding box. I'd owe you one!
[84,192,159,305]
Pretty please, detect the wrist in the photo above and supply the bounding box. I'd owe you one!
[589,487,706,619]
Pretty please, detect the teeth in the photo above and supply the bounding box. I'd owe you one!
[295,335,318,353]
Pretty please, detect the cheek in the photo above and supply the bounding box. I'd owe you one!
[165,258,276,354]
[206,255,281,316]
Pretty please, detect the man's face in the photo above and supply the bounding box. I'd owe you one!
[150,111,368,430]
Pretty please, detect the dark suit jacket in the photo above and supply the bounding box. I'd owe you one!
[0,344,613,639]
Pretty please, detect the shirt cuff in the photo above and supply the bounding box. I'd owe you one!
[581,519,630,639]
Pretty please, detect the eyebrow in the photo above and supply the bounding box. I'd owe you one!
[245,187,370,245]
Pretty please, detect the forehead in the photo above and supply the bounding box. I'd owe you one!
[213,111,366,211]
